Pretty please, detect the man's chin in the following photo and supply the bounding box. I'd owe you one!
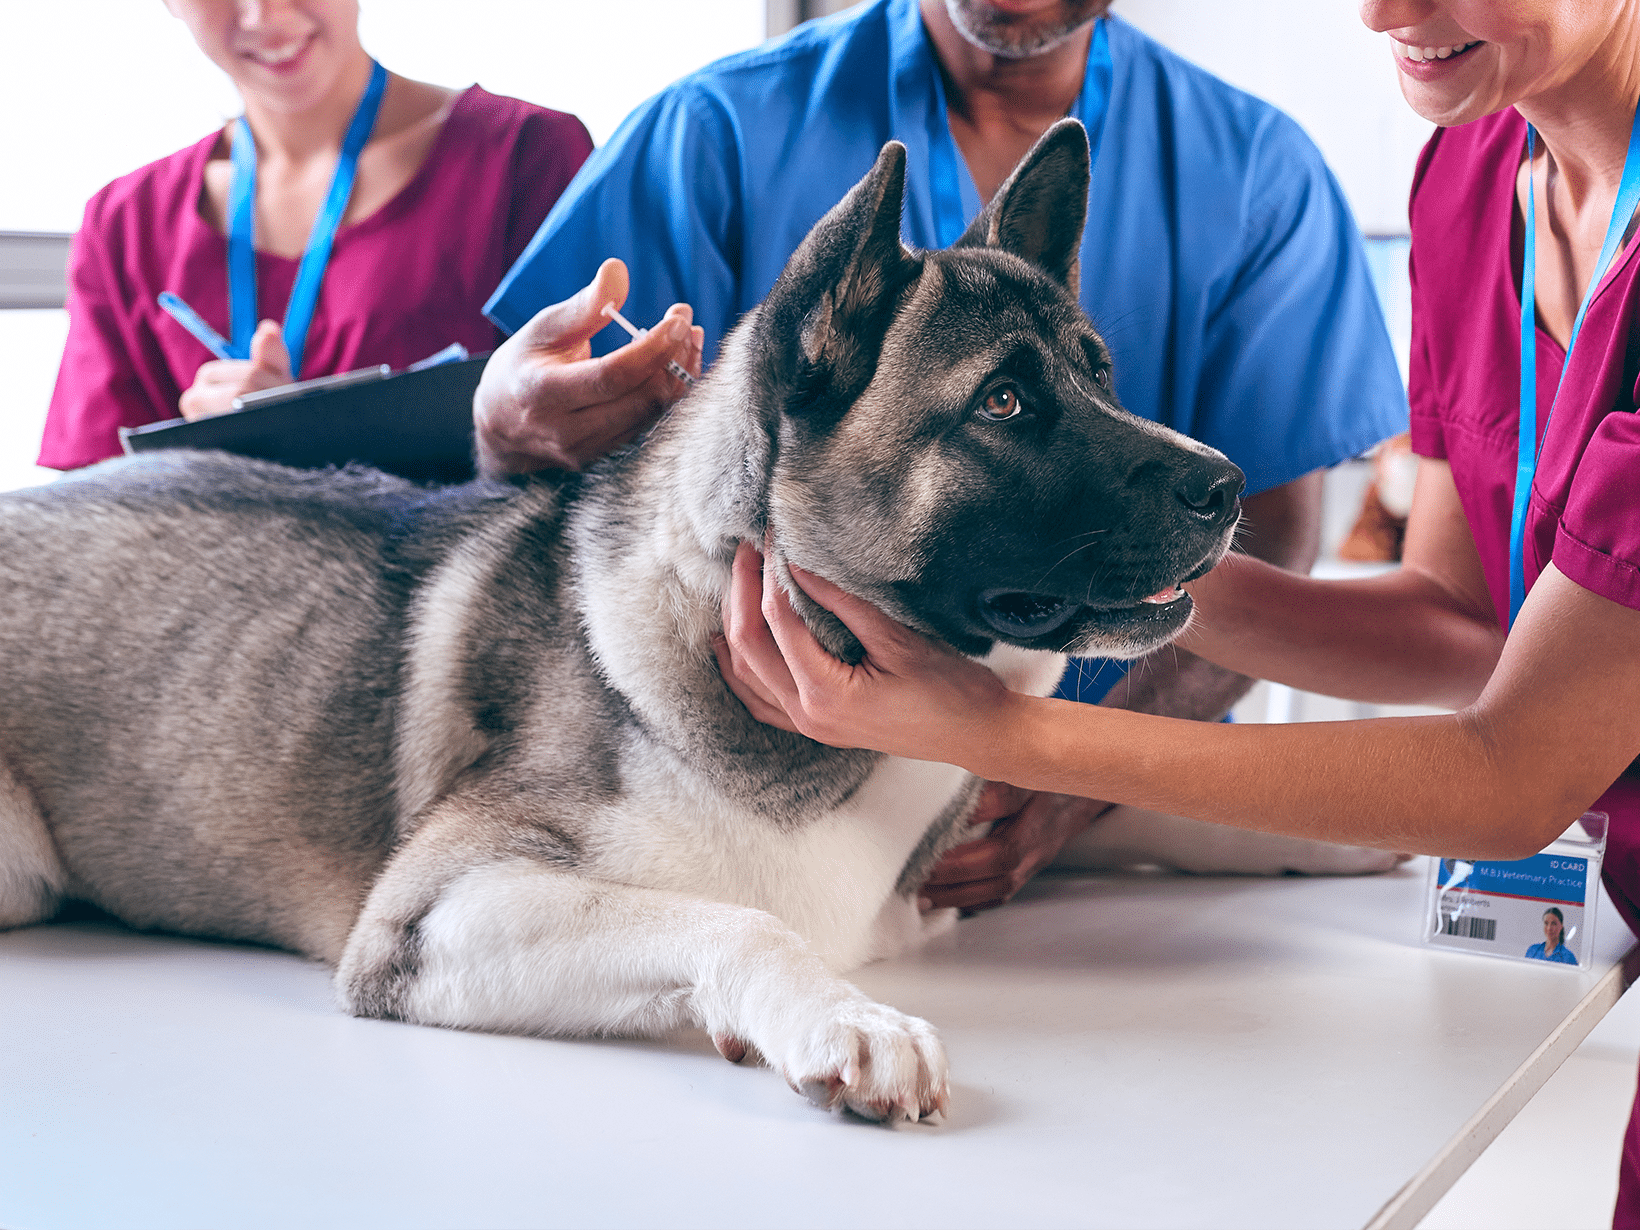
[943,0,1108,59]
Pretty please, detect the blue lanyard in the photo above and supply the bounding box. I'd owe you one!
[227,59,388,378]
[926,17,1113,248]
[1511,105,1640,626]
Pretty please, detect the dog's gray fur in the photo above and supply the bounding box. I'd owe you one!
[0,121,1241,1119]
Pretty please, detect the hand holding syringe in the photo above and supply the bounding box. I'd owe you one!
[601,304,697,387]
[473,259,698,477]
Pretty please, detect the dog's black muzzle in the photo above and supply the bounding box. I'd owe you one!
[969,453,1245,650]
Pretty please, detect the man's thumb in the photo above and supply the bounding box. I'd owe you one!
[250,319,292,378]
[519,258,630,350]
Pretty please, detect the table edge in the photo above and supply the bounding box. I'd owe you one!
[1365,942,1640,1230]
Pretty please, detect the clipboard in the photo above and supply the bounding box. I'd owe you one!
[119,354,488,484]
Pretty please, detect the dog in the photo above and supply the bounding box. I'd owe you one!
[0,120,1245,1122]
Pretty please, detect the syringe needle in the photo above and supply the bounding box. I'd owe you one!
[601,303,696,387]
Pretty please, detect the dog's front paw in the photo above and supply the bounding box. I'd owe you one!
[769,997,948,1123]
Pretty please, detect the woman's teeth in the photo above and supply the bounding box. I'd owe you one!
[1394,39,1482,63]
[250,41,306,65]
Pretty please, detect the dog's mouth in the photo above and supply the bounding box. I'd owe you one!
[977,590,1081,638]
[977,584,1188,638]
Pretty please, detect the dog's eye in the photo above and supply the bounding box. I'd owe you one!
[1094,366,1112,391]
[978,385,1024,422]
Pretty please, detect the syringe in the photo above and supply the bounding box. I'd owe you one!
[600,304,697,387]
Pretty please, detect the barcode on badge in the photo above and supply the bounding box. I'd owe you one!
[1441,914,1496,941]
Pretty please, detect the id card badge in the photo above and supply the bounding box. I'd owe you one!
[1424,812,1608,969]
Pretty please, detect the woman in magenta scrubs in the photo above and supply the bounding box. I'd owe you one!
[39,0,591,469]
[718,0,1640,1219]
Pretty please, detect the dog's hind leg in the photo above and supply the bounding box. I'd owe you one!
[0,752,66,929]
[1053,804,1407,875]
[337,803,947,1121]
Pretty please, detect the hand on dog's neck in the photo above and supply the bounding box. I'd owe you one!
[765,542,868,668]
[920,0,1110,203]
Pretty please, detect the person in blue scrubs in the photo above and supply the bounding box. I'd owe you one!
[1526,909,1579,965]
[471,0,1407,910]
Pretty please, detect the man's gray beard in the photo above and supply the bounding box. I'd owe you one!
[942,0,1103,59]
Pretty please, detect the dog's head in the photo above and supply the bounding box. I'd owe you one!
[743,119,1244,662]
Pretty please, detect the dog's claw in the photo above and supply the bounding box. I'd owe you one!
[763,995,948,1125]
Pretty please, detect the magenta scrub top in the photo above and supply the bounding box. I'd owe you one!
[1409,107,1640,1229]
[39,86,593,470]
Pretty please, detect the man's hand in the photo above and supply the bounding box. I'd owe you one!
[473,258,703,477]
[919,783,1112,913]
[178,319,292,420]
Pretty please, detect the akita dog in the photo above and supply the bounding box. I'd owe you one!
[0,121,1244,1121]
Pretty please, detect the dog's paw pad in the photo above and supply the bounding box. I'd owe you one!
[793,1074,845,1109]
[713,1033,750,1064]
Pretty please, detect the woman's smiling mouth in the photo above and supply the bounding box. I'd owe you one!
[1392,38,1483,63]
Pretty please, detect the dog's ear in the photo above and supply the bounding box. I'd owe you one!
[756,140,920,413]
[954,117,1089,295]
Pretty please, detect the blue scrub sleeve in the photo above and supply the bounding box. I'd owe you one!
[485,82,745,360]
[1193,112,1408,495]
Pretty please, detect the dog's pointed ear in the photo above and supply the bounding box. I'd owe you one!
[756,140,920,411]
[954,118,1089,295]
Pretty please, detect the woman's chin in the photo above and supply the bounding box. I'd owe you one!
[1392,49,1507,127]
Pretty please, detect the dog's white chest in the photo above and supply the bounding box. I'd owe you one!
[603,753,969,971]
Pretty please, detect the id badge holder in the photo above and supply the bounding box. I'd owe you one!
[1424,812,1608,969]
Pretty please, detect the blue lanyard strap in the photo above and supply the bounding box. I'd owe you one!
[226,117,259,359]
[1511,106,1640,626]
[226,59,388,378]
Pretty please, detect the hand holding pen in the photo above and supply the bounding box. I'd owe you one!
[177,318,294,421]
[473,258,704,477]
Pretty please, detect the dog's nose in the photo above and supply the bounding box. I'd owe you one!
[1174,462,1245,528]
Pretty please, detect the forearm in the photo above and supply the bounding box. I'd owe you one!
[978,697,1582,860]
[1180,555,1502,709]
[1096,645,1252,721]
[1180,460,1503,708]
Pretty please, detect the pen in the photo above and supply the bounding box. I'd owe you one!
[600,304,697,387]
[157,292,235,361]
[407,342,470,372]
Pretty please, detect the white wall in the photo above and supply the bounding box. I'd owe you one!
[0,0,764,235]
[0,0,763,489]
[0,2,1433,236]
[1111,1,1433,234]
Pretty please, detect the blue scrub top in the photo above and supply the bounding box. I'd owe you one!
[1525,942,1579,965]
[486,0,1408,701]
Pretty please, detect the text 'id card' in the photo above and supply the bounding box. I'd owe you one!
[1424,812,1608,969]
